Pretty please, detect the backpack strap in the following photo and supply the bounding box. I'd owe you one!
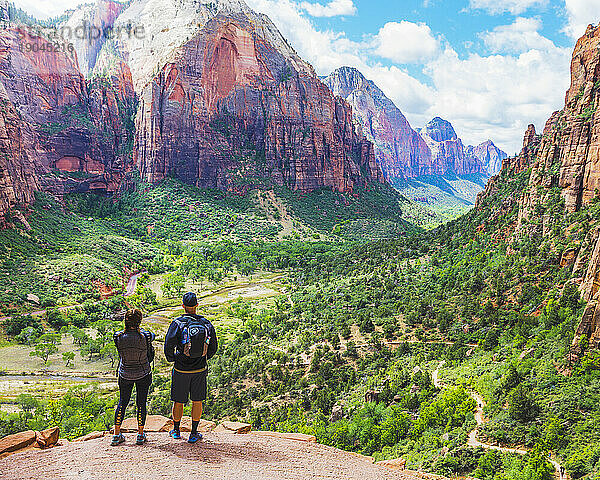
[113,331,124,378]
[142,330,154,368]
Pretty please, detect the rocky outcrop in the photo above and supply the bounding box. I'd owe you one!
[465,140,507,176]
[323,67,432,181]
[0,83,39,224]
[475,24,600,354]
[0,27,137,200]
[418,117,485,176]
[0,427,60,457]
[0,430,443,480]
[135,15,382,193]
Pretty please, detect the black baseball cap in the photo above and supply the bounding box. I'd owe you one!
[182,292,198,307]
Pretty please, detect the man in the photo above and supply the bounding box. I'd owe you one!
[164,292,218,443]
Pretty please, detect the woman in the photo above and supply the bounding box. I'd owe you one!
[111,309,155,446]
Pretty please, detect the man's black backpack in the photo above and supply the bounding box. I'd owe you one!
[179,316,211,358]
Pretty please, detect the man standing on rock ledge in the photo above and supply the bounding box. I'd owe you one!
[164,292,218,443]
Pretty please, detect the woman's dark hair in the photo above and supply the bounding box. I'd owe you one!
[124,309,143,330]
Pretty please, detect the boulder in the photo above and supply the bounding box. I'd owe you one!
[252,431,316,443]
[35,427,60,449]
[73,431,106,442]
[119,415,172,433]
[214,421,252,434]
[0,430,37,455]
[26,293,40,304]
[376,458,406,471]
[179,417,216,433]
[330,405,344,422]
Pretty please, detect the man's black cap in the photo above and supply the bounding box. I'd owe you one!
[182,292,198,307]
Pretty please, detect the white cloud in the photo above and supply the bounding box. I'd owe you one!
[469,0,547,15]
[481,17,556,54]
[12,0,81,19]
[563,0,600,39]
[247,0,573,153]
[300,0,356,17]
[424,45,571,152]
[372,21,439,64]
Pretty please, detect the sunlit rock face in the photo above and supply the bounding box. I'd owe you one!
[134,13,382,192]
[418,117,485,176]
[0,0,384,217]
[323,67,432,181]
[465,140,507,177]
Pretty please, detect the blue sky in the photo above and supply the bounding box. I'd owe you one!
[13,0,600,152]
[246,0,600,152]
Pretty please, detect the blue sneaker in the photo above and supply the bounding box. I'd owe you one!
[136,433,147,445]
[110,433,125,446]
[188,432,203,444]
[169,429,181,440]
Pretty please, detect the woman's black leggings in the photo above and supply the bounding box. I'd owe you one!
[115,374,152,428]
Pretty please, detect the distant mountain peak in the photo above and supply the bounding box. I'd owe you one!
[420,117,458,143]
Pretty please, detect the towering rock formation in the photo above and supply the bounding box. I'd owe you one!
[126,4,381,192]
[418,117,485,176]
[0,0,384,215]
[323,67,432,181]
[465,140,507,177]
[475,24,600,353]
[0,26,137,199]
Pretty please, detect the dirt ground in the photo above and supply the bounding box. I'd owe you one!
[0,431,430,480]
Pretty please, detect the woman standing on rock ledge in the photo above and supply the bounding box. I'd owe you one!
[111,309,155,446]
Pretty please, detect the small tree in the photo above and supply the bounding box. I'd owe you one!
[161,272,186,298]
[69,326,89,347]
[62,351,75,367]
[30,341,58,365]
[100,343,118,367]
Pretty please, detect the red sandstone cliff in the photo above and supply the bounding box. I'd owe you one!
[135,16,382,193]
[0,27,137,201]
[475,24,600,351]
[0,82,39,225]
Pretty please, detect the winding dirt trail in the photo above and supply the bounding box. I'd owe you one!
[432,362,567,480]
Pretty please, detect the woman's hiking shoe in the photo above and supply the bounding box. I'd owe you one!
[111,433,125,446]
[188,432,202,444]
[169,429,181,439]
[136,433,147,445]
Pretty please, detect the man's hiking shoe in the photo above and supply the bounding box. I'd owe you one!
[169,429,181,440]
[188,432,202,444]
[111,434,125,446]
[136,433,147,445]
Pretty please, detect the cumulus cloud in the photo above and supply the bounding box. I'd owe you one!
[469,0,547,15]
[300,0,356,17]
[480,17,556,54]
[372,21,439,64]
[563,0,600,39]
[424,45,571,152]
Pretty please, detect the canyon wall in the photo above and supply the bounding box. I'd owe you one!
[135,16,382,193]
[475,24,600,352]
